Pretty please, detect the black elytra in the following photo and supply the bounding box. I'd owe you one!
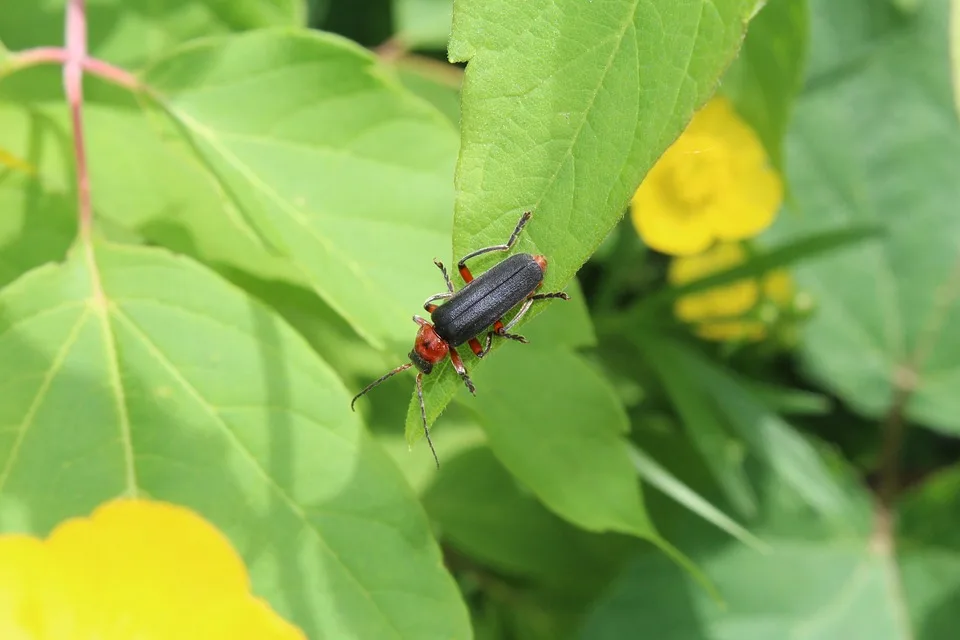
[431,253,545,347]
[350,211,570,468]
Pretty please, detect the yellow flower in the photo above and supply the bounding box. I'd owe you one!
[631,97,782,256]
[669,242,794,343]
[0,499,304,640]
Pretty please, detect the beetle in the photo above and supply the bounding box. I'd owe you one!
[350,210,569,466]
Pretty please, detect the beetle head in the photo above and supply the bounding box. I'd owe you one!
[410,322,449,374]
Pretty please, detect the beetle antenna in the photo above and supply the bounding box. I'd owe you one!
[350,362,414,410]
[416,373,440,469]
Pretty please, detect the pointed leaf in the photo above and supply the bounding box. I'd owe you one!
[628,444,769,553]
[415,0,764,426]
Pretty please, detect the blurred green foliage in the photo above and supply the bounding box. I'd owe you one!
[0,0,959,638]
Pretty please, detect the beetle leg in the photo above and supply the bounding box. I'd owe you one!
[432,259,455,293]
[500,298,535,335]
[470,332,495,358]
[497,290,570,335]
[415,373,440,469]
[457,211,532,283]
[423,292,452,312]
[468,336,487,358]
[530,291,571,302]
[448,347,476,395]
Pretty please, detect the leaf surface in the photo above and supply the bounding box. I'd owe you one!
[412,0,761,429]
[0,0,302,69]
[769,0,960,434]
[0,241,471,640]
[722,0,809,170]
[144,30,460,352]
[581,461,960,639]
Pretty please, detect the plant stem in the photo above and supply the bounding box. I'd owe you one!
[876,374,913,508]
[11,47,140,90]
[64,0,92,241]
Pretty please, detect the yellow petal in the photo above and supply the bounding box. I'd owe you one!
[632,96,783,251]
[708,165,782,241]
[667,242,746,285]
[695,320,768,342]
[669,243,760,321]
[763,269,794,306]
[0,499,305,639]
[631,184,715,256]
[702,98,783,240]
[48,499,249,599]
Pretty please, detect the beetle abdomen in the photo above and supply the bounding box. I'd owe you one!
[431,253,544,346]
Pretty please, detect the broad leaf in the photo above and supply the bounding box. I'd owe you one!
[413,0,763,428]
[0,241,470,639]
[0,68,306,291]
[144,30,460,352]
[581,461,960,639]
[0,0,302,69]
[769,0,960,434]
[577,458,928,640]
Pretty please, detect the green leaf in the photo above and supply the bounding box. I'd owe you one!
[802,0,902,82]
[0,0,303,69]
[635,334,759,517]
[415,0,769,424]
[377,414,487,493]
[423,445,635,595]
[582,460,960,639]
[894,0,926,14]
[424,340,715,594]
[639,334,851,518]
[0,70,306,290]
[580,460,960,639]
[462,345,653,538]
[0,170,76,289]
[954,0,960,116]
[578,475,896,640]
[393,57,462,126]
[393,0,455,50]
[722,0,809,171]
[628,444,769,553]
[746,380,832,416]
[143,30,460,352]
[0,241,470,639]
[769,0,960,434]
[898,466,960,638]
